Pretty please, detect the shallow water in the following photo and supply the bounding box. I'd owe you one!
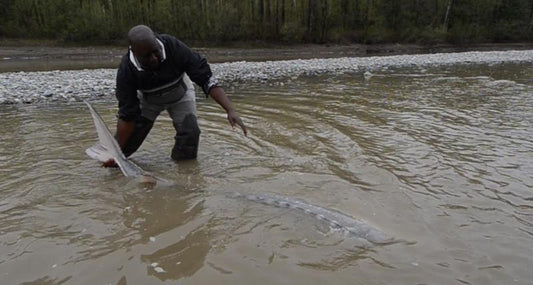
[1,63,532,284]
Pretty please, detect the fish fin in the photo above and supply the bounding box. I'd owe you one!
[114,158,132,177]
[86,143,114,162]
[86,144,130,177]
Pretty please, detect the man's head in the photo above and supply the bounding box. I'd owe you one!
[128,25,162,70]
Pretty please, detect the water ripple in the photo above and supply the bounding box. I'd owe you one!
[1,62,532,284]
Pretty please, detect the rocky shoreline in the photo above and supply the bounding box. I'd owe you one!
[2,42,533,72]
[1,49,533,104]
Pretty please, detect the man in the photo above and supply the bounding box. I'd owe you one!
[104,25,247,166]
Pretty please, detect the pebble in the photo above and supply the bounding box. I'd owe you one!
[1,50,533,104]
[149,262,166,273]
[363,71,373,80]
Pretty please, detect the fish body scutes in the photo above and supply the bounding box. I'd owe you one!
[234,192,396,244]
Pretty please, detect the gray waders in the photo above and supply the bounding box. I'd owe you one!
[122,74,200,160]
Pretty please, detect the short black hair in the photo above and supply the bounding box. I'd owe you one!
[128,25,156,46]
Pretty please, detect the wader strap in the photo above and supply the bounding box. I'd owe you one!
[141,75,187,105]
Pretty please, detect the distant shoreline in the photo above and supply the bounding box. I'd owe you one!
[2,49,532,104]
[1,42,533,73]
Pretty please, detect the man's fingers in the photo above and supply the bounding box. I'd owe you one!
[236,119,248,136]
[102,159,118,168]
[228,116,235,127]
[228,113,247,136]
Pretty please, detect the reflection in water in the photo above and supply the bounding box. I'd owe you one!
[126,190,209,281]
[141,227,210,281]
[0,62,532,284]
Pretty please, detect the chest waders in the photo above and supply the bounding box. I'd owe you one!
[122,75,201,160]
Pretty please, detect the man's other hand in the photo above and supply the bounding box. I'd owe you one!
[102,159,119,168]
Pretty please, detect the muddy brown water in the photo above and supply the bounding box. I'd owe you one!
[1,63,532,284]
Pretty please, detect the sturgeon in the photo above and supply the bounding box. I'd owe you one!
[84,100,162,184]
[232,192,398,244]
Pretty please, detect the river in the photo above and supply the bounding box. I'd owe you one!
[0,60,532,284]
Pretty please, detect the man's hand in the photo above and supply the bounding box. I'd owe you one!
[208,87,248,136]
[102,159,119,168]
[227,110,247,136]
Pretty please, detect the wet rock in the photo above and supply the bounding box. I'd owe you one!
[363,71,373,80]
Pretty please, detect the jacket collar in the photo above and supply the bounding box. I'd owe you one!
[129,38,166,71]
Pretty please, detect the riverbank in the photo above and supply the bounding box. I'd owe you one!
[1,49,533,104]
[1,42,533,73]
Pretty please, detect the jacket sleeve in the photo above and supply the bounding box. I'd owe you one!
[115,58,140,121]
[170,37,218,95]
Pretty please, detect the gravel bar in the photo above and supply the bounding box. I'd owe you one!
[1,50,533,104]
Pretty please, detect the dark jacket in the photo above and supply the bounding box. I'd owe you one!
[116,34,215,121]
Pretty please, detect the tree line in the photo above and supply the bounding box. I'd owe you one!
[1,0,532,45]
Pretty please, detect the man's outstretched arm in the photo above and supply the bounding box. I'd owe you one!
[209,86,247,136]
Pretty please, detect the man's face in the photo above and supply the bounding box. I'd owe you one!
[132,40,162,71]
